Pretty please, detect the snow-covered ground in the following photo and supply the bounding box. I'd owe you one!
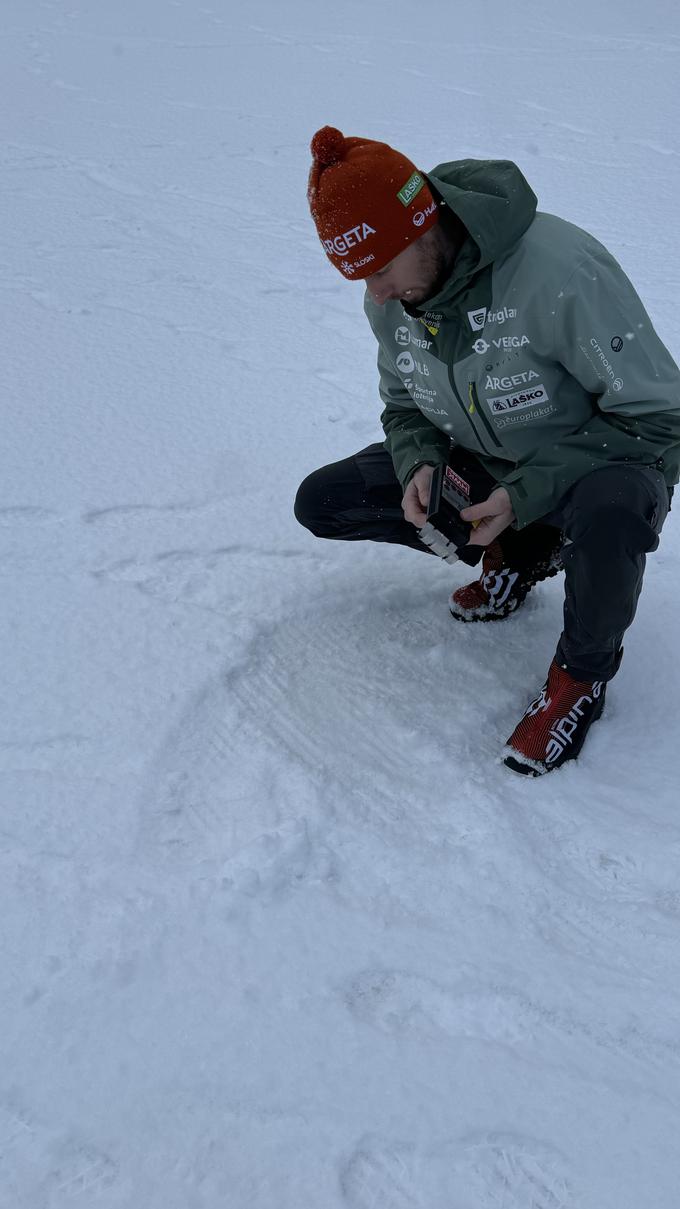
[2,2,680,1205]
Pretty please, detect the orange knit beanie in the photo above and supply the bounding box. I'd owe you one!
[307,126,439,280]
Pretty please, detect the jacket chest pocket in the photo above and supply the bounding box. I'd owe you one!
[467,380,503,449]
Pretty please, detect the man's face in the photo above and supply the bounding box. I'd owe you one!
[364,223,449,307]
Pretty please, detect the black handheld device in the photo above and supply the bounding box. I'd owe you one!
[419,464,483,566]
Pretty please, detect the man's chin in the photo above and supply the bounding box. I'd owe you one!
[405,264,457,311]
[400,281,442,309]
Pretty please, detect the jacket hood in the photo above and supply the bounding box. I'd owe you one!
[412,158,537,311]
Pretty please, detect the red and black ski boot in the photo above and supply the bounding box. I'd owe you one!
[503,659,608,776]
[449,530,563,622]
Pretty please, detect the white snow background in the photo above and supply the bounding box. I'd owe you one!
[2,1,680,1206]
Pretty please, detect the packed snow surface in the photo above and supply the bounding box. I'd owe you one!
[2,1,680,1206]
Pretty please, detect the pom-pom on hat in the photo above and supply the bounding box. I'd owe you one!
[308,126,439,280]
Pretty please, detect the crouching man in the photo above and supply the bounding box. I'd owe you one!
[295,126,680,775]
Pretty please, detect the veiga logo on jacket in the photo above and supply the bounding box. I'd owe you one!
[323,222,376,255]
[474,335,530,354]
[492,334,530,349]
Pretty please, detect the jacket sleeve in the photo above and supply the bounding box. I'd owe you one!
[376,344,451,489]
[499,247,680,527]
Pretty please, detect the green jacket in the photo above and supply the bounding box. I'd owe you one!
[364,159,680,527]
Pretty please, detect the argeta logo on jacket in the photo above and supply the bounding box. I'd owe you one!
[485,370,540,389]
[468,308,487,331]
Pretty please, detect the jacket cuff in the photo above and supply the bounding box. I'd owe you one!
[400,455,447,491]
[501,481,536,529]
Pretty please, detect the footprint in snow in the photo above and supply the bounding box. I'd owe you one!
[344,968,530,1046]
[340,1136,422,1209]
[340,1131,572,1209]
[0,1098,121,1206]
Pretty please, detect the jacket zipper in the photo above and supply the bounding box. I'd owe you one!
[467,380,503,450]
[446,370,484,448]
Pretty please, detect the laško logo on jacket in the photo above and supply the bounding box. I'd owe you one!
[486,384,549,415]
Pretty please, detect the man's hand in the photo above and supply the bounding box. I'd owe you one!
[460,486,515,546]
[401,464,434,528]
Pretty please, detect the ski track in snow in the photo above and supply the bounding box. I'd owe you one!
[93,543,316,616]
[124,550,680,960]
[131,560,680,1108]
[137,579,487,872]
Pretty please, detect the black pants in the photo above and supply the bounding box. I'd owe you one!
[294,443,671,682]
